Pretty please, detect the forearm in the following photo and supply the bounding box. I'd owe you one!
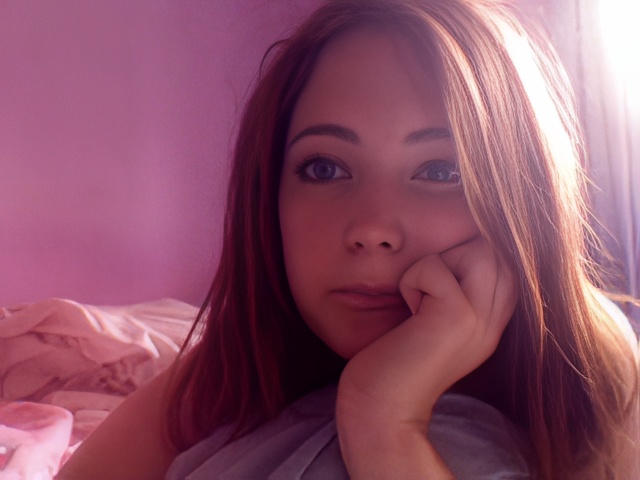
[336,391,454,480]
[338,417,453,479]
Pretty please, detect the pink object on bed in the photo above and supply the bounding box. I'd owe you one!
[0,298,197,479]
[0,401,72,479]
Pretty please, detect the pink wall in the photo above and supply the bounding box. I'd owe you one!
[0,0,320,306]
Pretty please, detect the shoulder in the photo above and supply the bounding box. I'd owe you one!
[429,393,534,479]
[57,367,177,480]
[592,291,640,477]
[166,385,340,480]
[594,290,639,359]
[168,387,533,480]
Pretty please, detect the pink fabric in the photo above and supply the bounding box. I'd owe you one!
[0,402,72,479]
[0,298,196,478]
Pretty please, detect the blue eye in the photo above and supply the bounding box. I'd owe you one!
[413,160,461,184]
[295,155,350,183]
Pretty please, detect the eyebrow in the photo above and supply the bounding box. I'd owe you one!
[287,123,451,147]
[403,127,451,144]
[288,124,359,147]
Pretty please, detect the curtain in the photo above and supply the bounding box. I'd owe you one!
[577,0,640,328]
[534,0,640,329]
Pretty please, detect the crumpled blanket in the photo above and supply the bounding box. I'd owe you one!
[0,298,197,479]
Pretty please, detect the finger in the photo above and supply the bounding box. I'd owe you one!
[441,238,517,335]
[398,254,464,315]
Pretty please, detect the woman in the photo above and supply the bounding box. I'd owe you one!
[59,1,639,478]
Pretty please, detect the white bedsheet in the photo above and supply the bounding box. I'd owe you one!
[0,298,196,479]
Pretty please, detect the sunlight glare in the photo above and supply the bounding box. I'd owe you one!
[598,0,640,105]
[498,23,578,188]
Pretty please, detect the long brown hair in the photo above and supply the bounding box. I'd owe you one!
[168,1,639,478]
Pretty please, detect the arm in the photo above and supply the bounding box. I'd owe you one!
[336,238,516,478]
[336,408,454,480]
[56,367,177,480]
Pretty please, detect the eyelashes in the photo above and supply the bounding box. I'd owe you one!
[294,154,351,183]
[294,155,461,186]
[411,160,461,184]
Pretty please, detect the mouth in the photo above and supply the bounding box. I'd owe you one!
[331,285,410,311]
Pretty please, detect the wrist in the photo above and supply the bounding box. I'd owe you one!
[336,411,453,479]
[337,359,443,425]
[336,381,453,479]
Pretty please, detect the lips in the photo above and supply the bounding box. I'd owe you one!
[331,285,409,311]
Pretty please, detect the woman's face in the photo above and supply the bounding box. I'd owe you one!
[279,29,480,359]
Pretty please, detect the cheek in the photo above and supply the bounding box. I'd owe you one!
[280,192,480,262]
[407,195,480,252]
[279,196,336,286]
[280,186,342,250]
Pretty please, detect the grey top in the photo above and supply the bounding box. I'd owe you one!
[166,386,533,479]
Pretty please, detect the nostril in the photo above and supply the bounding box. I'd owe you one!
[380,241,392,249]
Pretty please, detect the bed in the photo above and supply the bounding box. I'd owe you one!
[0,298,197,479]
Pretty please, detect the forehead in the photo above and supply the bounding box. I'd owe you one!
[287,27,448,142]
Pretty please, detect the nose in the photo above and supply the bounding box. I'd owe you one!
[343,190,405,254]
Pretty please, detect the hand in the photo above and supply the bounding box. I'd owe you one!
[336,237,517,478]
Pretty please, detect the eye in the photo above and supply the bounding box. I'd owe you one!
[295,155,351,183]
[413,160,461,184]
